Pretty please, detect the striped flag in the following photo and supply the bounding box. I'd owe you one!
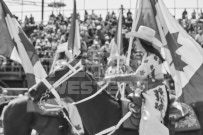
[109,11,123,61]
[66,0,84,134]
[134,0,203,103]
[0,0,47,88]
[68,0,81,58]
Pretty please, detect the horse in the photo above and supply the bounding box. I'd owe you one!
[0,96,70,135]
[29,67,202,135]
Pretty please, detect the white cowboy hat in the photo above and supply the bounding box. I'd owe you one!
[126,26,162,49]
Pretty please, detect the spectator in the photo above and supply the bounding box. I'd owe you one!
[91,10,97,20]
[50,12,55,18]
[199,9,203,19]
[93,35,102,45]
[29,14,35,24]
[24,15,29,25]
[126,9,133,28]
[81,39,87,52]
[182,9,187,19]
[127,9,132,17]
[195,29,203,47]
[98,14,103,21]
[101,41,110,53]
[186,20,194,33]
[0,87,7,103]
[181,18,188,30]
[44,38,52,50]
[191,9,196,19]
[105,12,111,21]
[84,10,88,21]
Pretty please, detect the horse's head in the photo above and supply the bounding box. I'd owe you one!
[28,81,46,103]
[29,58,98,103]
[29,61,71,102]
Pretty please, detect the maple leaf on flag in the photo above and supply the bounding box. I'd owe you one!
[165,32,187,71]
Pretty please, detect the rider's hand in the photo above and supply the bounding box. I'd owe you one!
[104,75,117,82]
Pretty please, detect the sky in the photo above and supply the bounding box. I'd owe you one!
[5,0,203,23]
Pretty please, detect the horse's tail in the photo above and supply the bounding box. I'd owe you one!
[0,101,9,116]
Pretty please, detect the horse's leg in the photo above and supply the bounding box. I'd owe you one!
[2,97,33,135]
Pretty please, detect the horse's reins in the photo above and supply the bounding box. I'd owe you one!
[39,59,110,134]
[40,58,137,135]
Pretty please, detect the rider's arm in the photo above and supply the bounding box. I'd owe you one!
[108,54,160,82]
[131,54,160,78]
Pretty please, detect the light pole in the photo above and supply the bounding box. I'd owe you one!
[130,0,131,9]
[107,0,108,12]
[174,0,176,17]
[21,0,23,21]
[63,0,65,16]
[84,0,85,10]
[42,0,44,23]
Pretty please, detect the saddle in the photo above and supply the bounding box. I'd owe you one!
[121,93,142,130]
[169,102,201,132]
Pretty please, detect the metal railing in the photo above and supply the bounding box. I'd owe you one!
[0,54,108,80]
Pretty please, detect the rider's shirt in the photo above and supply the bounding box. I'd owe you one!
[132,53,164,81]
[136,53,169,135]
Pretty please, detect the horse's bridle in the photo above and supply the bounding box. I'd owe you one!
[38,89,51,111]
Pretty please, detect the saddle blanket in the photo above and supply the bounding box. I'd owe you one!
[175,103,201,132]
[27,99,61,116]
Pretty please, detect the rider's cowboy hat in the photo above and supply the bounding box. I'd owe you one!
[126,26,162,49]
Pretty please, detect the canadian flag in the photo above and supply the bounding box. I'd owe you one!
[134,0,203,103]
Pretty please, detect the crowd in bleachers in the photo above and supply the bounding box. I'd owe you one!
[1,8,203,80]
[179,9,203,46]
[0,7,140,79]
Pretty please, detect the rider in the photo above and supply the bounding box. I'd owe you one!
[106,26,169,135]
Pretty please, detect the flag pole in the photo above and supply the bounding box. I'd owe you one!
[120,0,141,98]
[115,10,124,98]
[126,0,141,66]
[117,11,122,74]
